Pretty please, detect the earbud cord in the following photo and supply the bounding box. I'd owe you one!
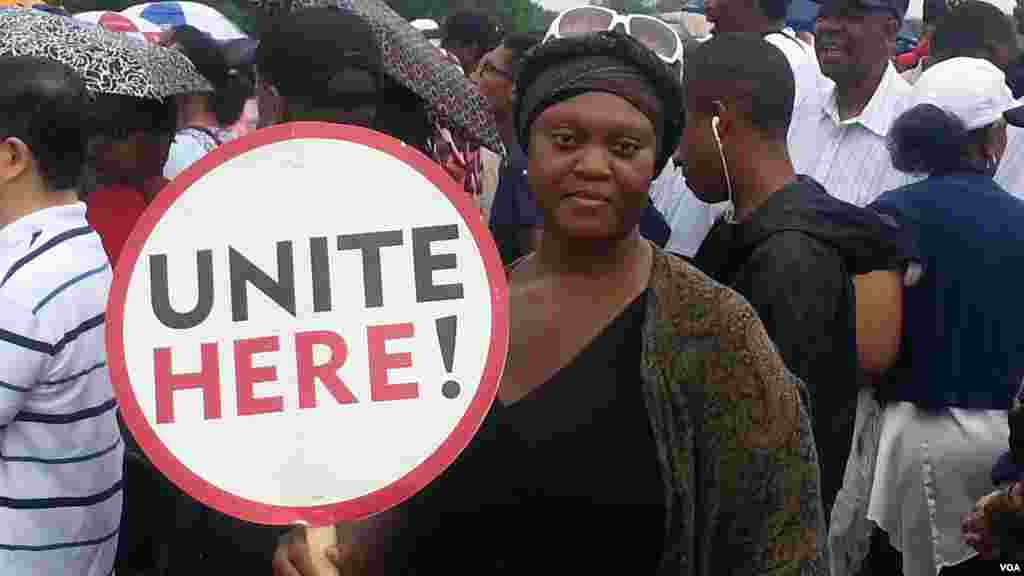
[713,121,736,224]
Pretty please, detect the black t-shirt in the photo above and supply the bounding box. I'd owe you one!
[393,292,665,573]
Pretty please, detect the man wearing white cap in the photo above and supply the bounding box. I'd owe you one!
[866,56,1024,576]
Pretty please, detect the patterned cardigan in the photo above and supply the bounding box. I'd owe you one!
[642,249,829,575]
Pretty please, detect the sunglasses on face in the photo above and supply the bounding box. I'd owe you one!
[544,6,684,66]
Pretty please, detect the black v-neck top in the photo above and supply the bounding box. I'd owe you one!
[393,291,664,573]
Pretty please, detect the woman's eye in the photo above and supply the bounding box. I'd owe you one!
[611,141,640,157]
[550,132,576,148]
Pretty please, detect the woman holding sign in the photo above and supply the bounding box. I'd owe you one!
[274,31,827,575]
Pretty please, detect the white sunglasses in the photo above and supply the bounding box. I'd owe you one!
[544,6,684,66]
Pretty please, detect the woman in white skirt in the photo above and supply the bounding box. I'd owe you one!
[866,57,1024,575]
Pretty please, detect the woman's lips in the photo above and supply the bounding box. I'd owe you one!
[565,191,611,205]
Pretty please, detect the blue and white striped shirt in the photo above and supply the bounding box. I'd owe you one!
[0,202,122,576]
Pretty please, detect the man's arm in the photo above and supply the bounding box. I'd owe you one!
[0,297,46,426]
[852,270,903,376]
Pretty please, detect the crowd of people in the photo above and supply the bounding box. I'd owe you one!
[0,0,1022,574]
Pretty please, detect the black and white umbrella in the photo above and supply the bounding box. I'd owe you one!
[251,0,504,154]
[0,7,212,100]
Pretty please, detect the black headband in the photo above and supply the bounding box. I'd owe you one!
[517,55,665,159]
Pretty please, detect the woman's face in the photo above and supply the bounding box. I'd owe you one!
[527,91,658,242]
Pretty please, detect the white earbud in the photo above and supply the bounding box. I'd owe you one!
[711,114,735,224]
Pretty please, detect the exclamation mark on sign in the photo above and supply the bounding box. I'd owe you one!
[436,316,459,399]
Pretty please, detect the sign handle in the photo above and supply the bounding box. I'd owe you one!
[304,525,340,576]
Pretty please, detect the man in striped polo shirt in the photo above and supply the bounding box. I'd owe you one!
[0,56,122,575]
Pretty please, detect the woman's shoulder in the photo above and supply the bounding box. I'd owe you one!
[648,248,807,439]
[649,248,763,338]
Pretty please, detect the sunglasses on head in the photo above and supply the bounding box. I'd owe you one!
[544,6,684,66]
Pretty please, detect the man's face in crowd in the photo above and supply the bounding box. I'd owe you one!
[471,44,516,118]
[704,0,760,34]
[815,0,899,84]
[682,90,731,204]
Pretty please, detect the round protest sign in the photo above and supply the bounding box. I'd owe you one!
[107,122,509,526]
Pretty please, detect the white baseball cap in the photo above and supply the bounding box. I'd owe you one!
[912,57,1024,130]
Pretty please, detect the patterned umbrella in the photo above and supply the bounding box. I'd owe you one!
[253,0,504,155]
[122,1,246,41]
[74,10,163,43]
[0,8,212,99]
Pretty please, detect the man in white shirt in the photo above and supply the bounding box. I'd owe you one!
[789,0,916,208]
[0,56,122,576]
[651,0,823,257]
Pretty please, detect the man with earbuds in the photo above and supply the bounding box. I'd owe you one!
[684,33,913,560]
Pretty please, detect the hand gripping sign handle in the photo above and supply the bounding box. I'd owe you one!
[302,525,340,576]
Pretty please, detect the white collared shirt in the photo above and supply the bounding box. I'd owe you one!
[0,203,121,576]
[766,29,823,140]
[790,63,919,207]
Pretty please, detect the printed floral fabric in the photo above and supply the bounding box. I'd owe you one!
[429,47,483,211]
[642,249,829,575]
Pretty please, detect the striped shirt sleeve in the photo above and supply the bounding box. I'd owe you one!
[0,295,49,425]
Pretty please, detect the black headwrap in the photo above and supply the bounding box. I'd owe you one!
[514,31,683,174]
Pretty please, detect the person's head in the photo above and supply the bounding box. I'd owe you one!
[682,33,794,203]
[87,94,176,187]
[256,7,434,155]
[815,0,907,85]
[0,56,90,226]
[930,0,1018,71]
[888,57,1024,177]
[705,0,792,34]
[472,33,542,122]
[514,31,682,244]
[162,25,250,128]
[256,7,382,130]
[441,11,502,75]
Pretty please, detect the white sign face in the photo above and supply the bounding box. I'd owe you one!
[107,123,508,526]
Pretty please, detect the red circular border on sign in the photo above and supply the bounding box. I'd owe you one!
[106,122,509,526]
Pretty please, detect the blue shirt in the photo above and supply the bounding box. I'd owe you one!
[871,172,1024,409]
[489,142,540,265]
